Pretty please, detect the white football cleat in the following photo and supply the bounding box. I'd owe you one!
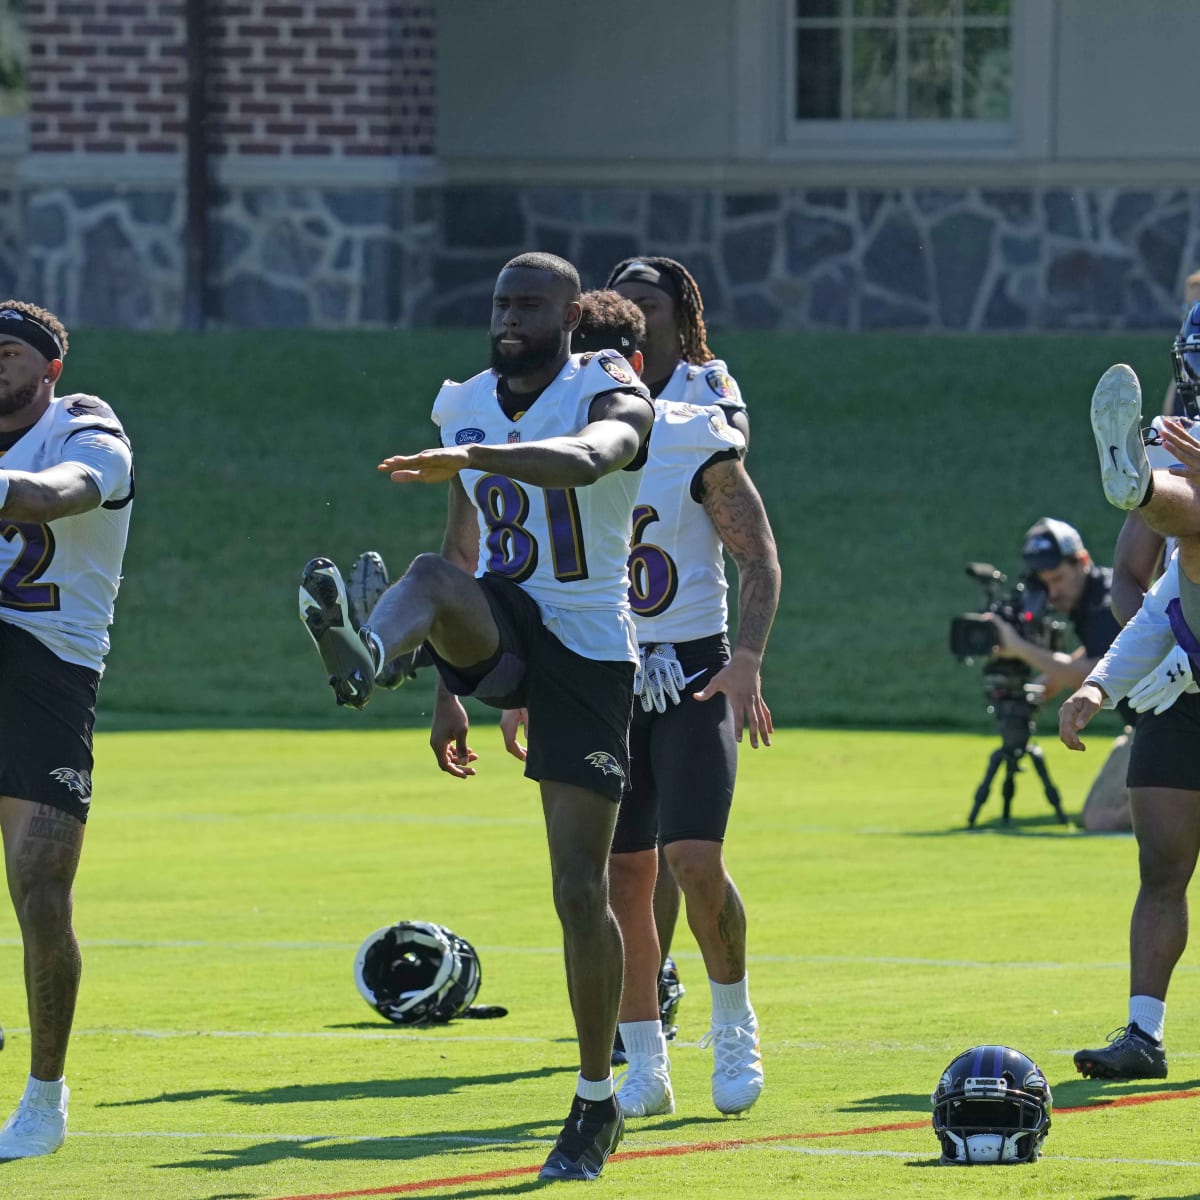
[0,1085,68,1159]
[616,1053,675,1117]
[701,1016,763,1115]
[1091,363,1151,510]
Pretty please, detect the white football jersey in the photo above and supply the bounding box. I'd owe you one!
[432,351,650,663]
[630,400,746,643]
[0,393,133,671]
[656,357,746,413]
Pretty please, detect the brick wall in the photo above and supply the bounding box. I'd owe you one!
[26,0,436,157]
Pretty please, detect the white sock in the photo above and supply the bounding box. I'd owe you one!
[619,1019,668,1064]
[576,1072,614,1102]
[710,974,753,1026]
[1129,995,1166,1043]
[23,1075,64,1108]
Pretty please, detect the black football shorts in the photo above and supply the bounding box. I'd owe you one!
[0,619,99,823]
[611,633,738,854]
[1127,690,1200,792]
[425,573,635,802]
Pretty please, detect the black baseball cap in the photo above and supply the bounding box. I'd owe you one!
[1021,518,1085,571]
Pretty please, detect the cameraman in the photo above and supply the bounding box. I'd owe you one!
[986,518,1131,831]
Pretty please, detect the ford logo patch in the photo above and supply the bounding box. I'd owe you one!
[455,427,486,445]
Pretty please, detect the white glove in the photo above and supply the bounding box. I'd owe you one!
[638,643,688,713]
[1128,647,1194,715]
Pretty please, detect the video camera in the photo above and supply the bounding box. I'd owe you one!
[949,562,1068,825]
[950,562,1064,704]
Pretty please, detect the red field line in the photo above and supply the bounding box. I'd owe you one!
[271,1089,1200,1200]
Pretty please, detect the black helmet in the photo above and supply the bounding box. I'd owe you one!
[1171,300,1200,419]
[658,955,686,1040]
[353,921,482,1025]
[931,1045,1052,1164]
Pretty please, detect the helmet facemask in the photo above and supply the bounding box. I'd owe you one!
[931,1046,1052,1165]
[1171,300,1200,420]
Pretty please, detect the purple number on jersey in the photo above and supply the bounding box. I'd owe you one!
[474,475,590,584]
[0,522,60,611]
[627,505,678,617]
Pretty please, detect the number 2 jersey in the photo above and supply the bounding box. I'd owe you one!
[0,393,133,671]
[631,358,748,644]
[431,351,651,664]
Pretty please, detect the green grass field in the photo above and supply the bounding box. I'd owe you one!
[60,326,1174,732]
[2,726,1198,1199]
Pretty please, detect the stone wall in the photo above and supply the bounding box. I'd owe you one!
[15,180,1200,331]
[425,184,1200,333]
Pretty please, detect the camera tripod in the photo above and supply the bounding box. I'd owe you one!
[967,694,1067,827]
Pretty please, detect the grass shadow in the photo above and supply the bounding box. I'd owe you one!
[101,1066,573,1109]
[155,1116,558,1172]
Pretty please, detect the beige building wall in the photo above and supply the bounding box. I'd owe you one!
[439,0,1200,186]
[438,0,740,163]
[1055,0,1196,162]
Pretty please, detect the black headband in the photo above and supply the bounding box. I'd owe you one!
[0,308,63,362]
[610,261,681,304]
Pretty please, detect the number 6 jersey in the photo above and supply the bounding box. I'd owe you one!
[432,351,650,664]
[0,393,133,671]
[629,400,746,644]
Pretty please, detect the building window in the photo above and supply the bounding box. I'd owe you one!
[0,0,25,118]
[791,0,1011,125]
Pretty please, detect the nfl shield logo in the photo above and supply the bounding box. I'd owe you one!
[508,430,521,443]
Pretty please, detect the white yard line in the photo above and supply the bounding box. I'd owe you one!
[0,938,1179,974]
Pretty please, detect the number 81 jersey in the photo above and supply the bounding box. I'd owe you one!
[432,352,649,661]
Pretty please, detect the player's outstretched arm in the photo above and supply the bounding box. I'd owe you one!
[0,462,104,523]
[693,457,781,747]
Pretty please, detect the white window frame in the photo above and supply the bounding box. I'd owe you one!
[735,0,1054,161]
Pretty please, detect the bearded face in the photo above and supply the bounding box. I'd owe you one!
[0,377,39,417]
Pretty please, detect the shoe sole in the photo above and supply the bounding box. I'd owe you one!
[1073,1054,1167,1081]
[615,1085,675,1117]
[1091,363,1149,510]
[714,1083,764,1115]
[299,558,374,709]
[347,551,389,631]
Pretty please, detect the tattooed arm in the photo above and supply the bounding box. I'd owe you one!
[692,457,781,747]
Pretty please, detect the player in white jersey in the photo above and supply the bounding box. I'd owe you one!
[298,254,652,1182]
[1061,315,1200,1083]
[521,288,779,1119]
[0,301,133,1159]
[603,259,754,987]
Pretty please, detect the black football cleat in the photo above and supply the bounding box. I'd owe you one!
[299,558,376,709]
[1074,1023,1167,1080]
[345,551,430,690]
[538,1094,623,1182]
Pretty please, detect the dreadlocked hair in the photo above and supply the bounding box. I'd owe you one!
[605,256,712,365]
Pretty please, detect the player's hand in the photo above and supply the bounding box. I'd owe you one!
[430,694,477,778]
[500,707,528,761]
[1163,417,1200,479]
[1058,683,1105,751]
[1128,647,1193,715]
[379,446,471,484]
[694,648,773,748]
